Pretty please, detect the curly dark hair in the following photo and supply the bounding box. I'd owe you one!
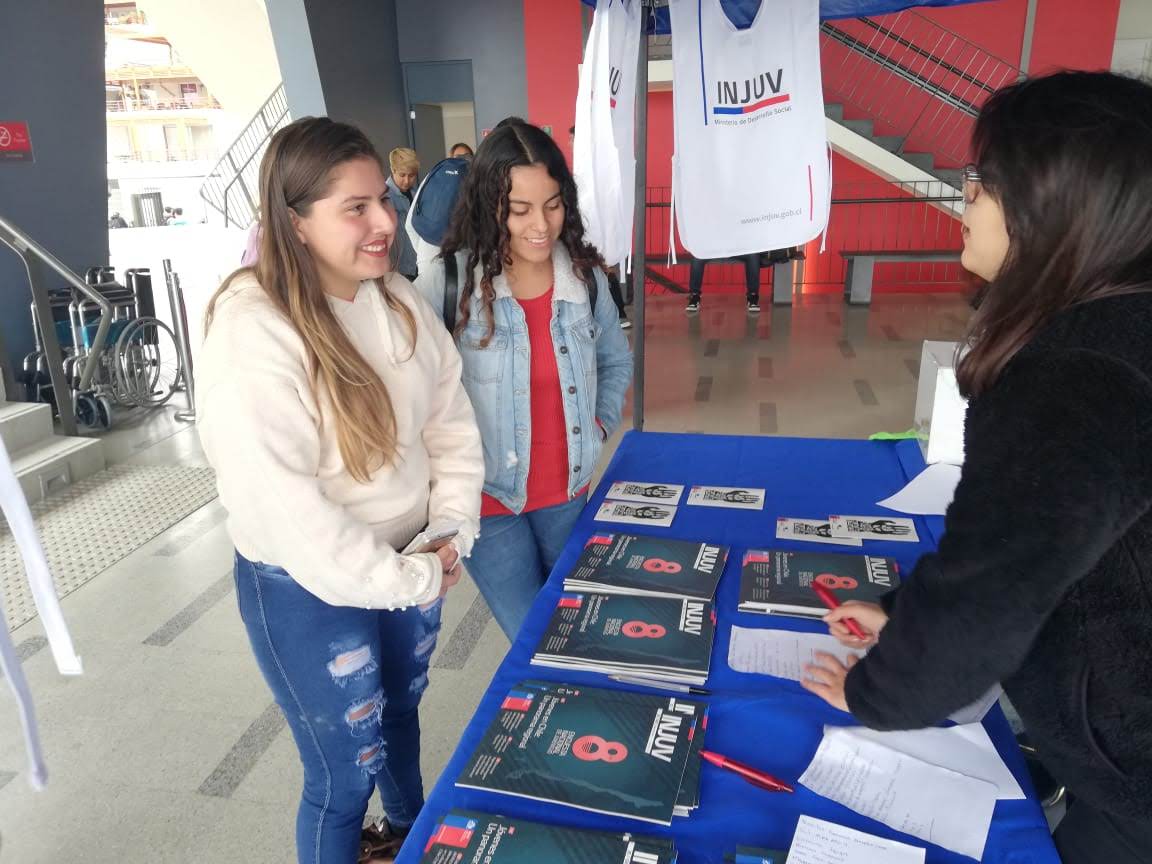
[440,121,603,344]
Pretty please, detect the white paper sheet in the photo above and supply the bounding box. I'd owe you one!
[799,727,997,860]
[788,815,926,864]
[841,723,1025,800]
[948,684,1002,726]
[877,463,963,516]
[728,626,865,681]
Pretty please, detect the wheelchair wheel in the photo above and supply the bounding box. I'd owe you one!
[113,317,181,408]
[75,393,99,429]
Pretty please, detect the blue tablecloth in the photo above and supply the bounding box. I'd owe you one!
[397,432,1059,864]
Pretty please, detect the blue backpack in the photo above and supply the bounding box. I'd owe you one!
[410,157,470,246]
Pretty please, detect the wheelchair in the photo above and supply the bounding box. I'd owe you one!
[21,267,182,430]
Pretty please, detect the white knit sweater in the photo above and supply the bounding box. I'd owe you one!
[196,272,483,608]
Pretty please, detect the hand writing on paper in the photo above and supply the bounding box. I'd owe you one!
[824,601,888,648]
[435,544,462,598]
[801,651,860,712]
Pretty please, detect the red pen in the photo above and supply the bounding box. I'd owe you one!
[812,582,869,640]
[700,749,794,793]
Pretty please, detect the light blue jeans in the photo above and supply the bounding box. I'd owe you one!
[466,494,587,640]
[233,552,440,863]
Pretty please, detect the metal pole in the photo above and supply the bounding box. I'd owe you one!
[163,259,197,422]
[631,2,651,432]
[24,256,79,435]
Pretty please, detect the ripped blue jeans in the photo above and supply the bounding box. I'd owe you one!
[233,552,440,864]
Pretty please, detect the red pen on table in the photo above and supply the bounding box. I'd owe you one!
[812,582,869,640]
[700,749,794,793]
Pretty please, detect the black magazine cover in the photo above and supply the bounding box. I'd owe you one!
[456,681,704,824]
[738,549,899,617]
[565,532,729,600]
[419,809,677,864]
[532,593,716,684]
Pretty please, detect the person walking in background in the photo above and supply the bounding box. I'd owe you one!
[387,147,420,280]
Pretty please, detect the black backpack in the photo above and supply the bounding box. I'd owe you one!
[441,253,599,331]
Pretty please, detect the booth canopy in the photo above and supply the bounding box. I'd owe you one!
[579,0,987,32]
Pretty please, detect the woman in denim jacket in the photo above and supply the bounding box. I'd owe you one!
[416,121,632,639]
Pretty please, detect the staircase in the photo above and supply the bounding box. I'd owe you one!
[0,389,105,505]
[199,85,290,229]
[820,11,1022,187]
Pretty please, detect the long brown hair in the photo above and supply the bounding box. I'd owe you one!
[205,117,416,482]
[956,72,1152,398]
[441,121,604,345]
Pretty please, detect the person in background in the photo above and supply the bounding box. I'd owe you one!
[197,117,483,864]
[448,142,474,160]
[686,253,762,314]
[415,121,632,640]
[387,147,420,280]
[801,72,1152,863]
[240,218,261,266]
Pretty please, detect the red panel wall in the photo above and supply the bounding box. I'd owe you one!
[522,0,584,162]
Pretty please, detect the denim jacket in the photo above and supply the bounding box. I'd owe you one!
[414,243,633,513]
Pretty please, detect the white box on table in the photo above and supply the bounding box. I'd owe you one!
[913,340,967,466]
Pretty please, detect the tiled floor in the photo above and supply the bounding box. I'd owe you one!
[0,292,973,863]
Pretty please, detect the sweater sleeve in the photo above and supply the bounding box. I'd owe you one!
[197,312,443,610]
[415,294,484,557]
[845,348,1152,729]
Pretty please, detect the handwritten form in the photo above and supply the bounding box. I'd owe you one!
[843,723,1024,800]
[728,626,865,681]
[788,815,926,864]
[799,727,997,860]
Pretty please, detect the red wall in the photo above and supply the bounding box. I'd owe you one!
[522,0,584,161]
[1029,0,1122,75]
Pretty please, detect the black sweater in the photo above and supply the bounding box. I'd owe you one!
[845,292,1152,822]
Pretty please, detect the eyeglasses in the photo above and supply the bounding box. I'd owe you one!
[962,164,983,205]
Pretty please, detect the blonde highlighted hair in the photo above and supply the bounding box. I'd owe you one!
[389,147,419,174]
[205,117,416,483]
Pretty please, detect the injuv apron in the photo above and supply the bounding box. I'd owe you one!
[669,0,831,259]
[574,0,641,270]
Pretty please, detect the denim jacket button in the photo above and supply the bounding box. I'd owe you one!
[568,386,577,395]
[573,465,581,473]
[572,426,581,434]
[559,346,568,354]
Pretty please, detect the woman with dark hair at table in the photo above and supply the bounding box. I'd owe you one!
[802,71,1152,862]
[415,120,632,640]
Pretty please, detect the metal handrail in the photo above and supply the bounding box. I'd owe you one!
[850,17,1013,93]
[0,216,112,396]
[199,85,289,228]
[821,9,1022,169]
[821,23,981,118]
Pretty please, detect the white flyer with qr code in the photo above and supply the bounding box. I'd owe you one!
[776,517,863,546]
[829,515,920,543]
[687,485,765,510]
